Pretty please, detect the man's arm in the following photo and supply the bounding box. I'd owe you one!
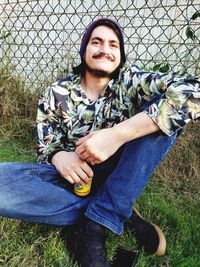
[126,65,200,136]
[76,111,159,165]
[36,85,93,184]
[36,87,64,164]
[76,66,200,164]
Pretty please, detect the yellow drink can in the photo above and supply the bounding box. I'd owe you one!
[74,177,93,197]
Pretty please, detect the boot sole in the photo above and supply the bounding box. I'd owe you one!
[133,208,166,256]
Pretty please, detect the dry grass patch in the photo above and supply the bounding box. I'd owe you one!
[155,123,200,197]
[0,68,40,143]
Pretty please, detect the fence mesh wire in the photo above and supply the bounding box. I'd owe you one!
[0,0,200,90]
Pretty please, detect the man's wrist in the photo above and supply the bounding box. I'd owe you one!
[48,149,66,164]
[113,112,160,144]
[112,124,129,145]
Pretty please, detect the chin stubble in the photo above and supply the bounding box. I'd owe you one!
[85,61,120,78]
[84,62,110,77]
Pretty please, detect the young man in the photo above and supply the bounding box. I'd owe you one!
[0,18,200,267]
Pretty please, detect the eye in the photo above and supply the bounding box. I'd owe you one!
[111,43,119,49]
[92,40,100,45]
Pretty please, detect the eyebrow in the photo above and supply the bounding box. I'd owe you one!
[90,36,119,44]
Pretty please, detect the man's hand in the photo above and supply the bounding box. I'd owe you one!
[52,151,93,184]
[75,128,124,165]
[75,112,160,165]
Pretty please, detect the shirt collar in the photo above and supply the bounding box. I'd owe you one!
[69,75,115,103]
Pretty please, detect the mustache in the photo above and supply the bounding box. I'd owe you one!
[92,52,115,61]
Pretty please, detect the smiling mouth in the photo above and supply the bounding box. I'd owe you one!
[94,57,111,60]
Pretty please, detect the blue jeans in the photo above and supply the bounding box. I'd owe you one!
[0,132,177,234]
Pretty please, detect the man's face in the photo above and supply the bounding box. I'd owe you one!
[84,25,121,77]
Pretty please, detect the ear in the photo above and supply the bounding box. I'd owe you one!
[83,51,86,60]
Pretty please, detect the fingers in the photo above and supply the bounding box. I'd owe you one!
[82,161,94,177]
[76,134,90,146]
[75,167,91,184]
[77,150,90,160]
[75,145,86,158]
[76,147,103,164]
[76,138,84,146]
[75,146,96,161]
[59,168,80,184]
[76,133,93,154]
[86,156,101,165]
[53,150,94,184]
[64,175,75,184]
[61,162,93,185]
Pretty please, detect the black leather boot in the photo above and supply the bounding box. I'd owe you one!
[67,218,111,267]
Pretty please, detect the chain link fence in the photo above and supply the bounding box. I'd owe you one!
[0,0,200,90]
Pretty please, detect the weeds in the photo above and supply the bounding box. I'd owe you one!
[155,123,200,196]
[0,67,40,144]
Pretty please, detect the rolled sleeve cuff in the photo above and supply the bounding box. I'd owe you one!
[144,100,188,136]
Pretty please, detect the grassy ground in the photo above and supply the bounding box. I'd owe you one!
[0,125,200,267]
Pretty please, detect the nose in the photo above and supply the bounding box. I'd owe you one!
[99,42,110,54]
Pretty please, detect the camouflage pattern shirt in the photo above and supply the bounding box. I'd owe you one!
[37,64,200,163]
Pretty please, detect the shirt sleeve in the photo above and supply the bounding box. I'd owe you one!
[125,65,200,136]
[36,84,67,164]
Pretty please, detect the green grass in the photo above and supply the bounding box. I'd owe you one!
[0,129,199,267]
